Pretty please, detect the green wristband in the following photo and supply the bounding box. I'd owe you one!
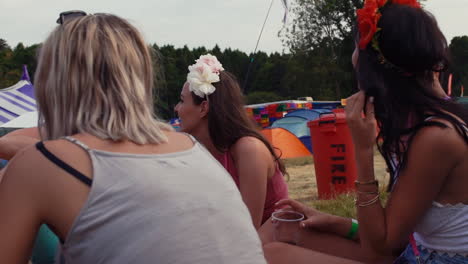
[346,219,358,239]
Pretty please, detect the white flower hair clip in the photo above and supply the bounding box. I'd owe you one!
[187,54,225,98]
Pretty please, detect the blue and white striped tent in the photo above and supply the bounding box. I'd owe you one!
[0,65,37,126]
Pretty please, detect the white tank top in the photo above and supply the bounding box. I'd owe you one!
[413,118,468,255]
[392,117,468,255]
[414,202,468,256]
[54,136,267,264]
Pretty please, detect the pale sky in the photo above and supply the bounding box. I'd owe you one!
[0,0,467,54]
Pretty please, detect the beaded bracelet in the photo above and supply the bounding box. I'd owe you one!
[357,190,379,195]
[355,180,379,187]
[356,194,380,207]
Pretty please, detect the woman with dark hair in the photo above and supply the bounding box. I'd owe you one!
[175,54,289,229]
[263,0,468,263]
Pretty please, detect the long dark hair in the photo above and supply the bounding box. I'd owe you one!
[191,71,287,175]
[355,4,468,191]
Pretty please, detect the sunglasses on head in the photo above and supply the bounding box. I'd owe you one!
[56,10,87,25]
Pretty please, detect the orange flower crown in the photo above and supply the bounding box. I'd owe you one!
[357,0,421,50]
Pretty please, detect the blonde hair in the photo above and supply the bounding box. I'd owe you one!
[34,13,172,144]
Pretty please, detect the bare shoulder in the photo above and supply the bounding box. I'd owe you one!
[165,131,196,146]
[6,142,44,171]
[420,118,466,143]
[231,136,271,158]
[3,127,40,139]
[1,138,92,215]
[411,122,466,161]
[1,143,50,194]
[5,139,84,177]
[159,131,197,154]
[4,137,92,187]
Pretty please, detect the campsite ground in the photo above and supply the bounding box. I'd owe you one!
[283,150,389,218]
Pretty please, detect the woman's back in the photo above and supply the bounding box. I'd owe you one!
[59,134,266,264]
[0,132,267,264]
[411,117,468,254]
[59,135,263,263]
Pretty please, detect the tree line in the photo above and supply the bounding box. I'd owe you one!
[0,40,357,119]
[1,0,467,120]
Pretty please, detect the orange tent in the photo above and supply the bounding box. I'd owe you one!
[261,128,312,159]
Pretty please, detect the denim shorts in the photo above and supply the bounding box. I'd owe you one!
[394,244,468,264]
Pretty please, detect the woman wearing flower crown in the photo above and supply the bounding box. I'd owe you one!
[174,54,289,229]
[262,0,468,263]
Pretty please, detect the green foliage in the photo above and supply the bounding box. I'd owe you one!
[0,39,9,51]
[246,91,284,104]
[279,0,362,101]
[282,156,314,167]
[310,191,389,218]
[311,193,357,218]
[281,0,361,52]
[0,17,464,121]
[0,40,39,88]
[449,36,468,96]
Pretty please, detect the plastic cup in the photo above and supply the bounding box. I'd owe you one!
[272,210,305,245]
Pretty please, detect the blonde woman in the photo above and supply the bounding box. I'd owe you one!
[0,12,266,264]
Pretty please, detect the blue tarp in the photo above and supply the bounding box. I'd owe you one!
[271,116,309,138]
[271,109,333,153]
[298,136,312,153]
[457,97,468,109]
[285,109,332,120]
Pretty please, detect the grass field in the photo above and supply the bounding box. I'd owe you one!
[283,150,389,218]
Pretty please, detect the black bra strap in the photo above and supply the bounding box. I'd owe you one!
[36,142,92,187]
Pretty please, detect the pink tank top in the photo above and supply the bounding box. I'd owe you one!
[216,151,289,224]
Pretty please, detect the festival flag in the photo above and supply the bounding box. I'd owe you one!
[0,65,37,125]
[447,73,453,96]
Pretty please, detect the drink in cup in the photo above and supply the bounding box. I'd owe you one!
[271,210,305,245]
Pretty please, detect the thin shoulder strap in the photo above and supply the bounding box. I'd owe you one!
[63,136,91,151]
[423,115,468,143]
[35,142,92,187]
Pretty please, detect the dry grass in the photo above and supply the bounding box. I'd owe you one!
[283,150,389,218]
